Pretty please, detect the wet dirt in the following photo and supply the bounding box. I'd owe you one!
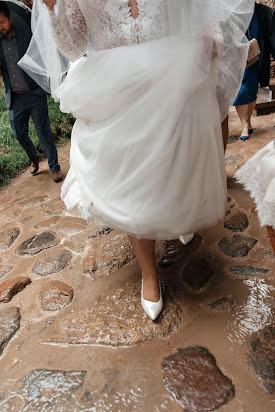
[0,110,274,411]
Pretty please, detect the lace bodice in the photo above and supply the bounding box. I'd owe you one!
[50,0,169,61]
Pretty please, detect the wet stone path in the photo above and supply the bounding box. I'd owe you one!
[0,110,274,411]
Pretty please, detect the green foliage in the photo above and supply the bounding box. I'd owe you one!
[0,84,73,186]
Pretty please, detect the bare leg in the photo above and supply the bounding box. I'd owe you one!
[128,236,160,302]
[221,115,229,153]
[235,100,256,138]
[248,100,256,129]
[128,0,139,19]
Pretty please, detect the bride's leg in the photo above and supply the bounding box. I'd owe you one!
[128,236,160,302]
[221,115,229,152]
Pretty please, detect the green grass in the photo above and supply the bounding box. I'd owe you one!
[0,84,74,186]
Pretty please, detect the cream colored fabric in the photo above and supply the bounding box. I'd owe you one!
[235,141,275,229]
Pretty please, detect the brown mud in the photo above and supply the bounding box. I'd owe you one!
[0,109,274,411]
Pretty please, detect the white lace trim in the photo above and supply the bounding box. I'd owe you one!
[50,0,88,61]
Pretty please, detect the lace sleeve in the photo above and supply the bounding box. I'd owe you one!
[50,0,88,61]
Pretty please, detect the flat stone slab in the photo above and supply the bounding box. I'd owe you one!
[87,226,113,239]
[0,307,20,356]
[227,135,239,144]
[225,154,244,166]
[0,265,13,278]
[42,199,66,216]
[32,249,72,276]
[230,266,269,275]
[20,369,86,409]
[56,216,87,232]
[182,258,214,291]
[20,216,33,224]
[43,282,182,347]
[15,231,60,256]
[264,249,275,258]
[62,231,92,253]
[34,216,60,230]
[0,228,20,250]
[0,277,32,303]
[83,231,135,279]
[224,211,249,232]
[40,281,73,311]
[162,346,235,411]
[0,369,86,410]
[208,297,235,311]
[159,235,202,268]
[18,195,48,208]
[249,326,275,393]
[218,235,258,257]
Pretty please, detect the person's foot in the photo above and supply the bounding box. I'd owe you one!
[141,279,163,321]
[30,157,40,175]
[240,127,249,141]
[52,170,63,183]
[142,276,160,302]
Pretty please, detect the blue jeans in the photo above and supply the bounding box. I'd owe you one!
[9,91,60,173]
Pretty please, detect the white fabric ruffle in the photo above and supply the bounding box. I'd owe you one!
[55,37,227,240]
[235,140,275,229]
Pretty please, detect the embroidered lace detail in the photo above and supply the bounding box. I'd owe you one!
[50,0,169,60]
[50,0,88,61]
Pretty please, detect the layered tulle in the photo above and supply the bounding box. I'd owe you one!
[19,0,254,120]
[57,37,226,239]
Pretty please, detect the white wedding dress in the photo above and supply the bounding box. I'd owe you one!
[49,0,227,239]
[235,140,275,229]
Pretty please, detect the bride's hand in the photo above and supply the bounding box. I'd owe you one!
[42,0,57,11]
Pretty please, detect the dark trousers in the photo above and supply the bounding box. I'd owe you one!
[9,91,60,173]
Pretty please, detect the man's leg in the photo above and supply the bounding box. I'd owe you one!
[31,94,61,173]
[9,104,40,164]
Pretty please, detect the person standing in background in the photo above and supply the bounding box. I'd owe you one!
[0,1,63,181]
[233,2,275,141]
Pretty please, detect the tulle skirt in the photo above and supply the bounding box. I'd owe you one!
[55,36,226,239]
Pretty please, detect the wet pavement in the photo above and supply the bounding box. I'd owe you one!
[0,109,274,411]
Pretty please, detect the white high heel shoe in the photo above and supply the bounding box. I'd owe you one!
[141,280,163,321]
[179,233,194,245]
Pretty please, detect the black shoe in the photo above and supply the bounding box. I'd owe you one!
[52,170,63,183]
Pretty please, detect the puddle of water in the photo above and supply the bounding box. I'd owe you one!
[228,277,275,344]
[1,242,275,412]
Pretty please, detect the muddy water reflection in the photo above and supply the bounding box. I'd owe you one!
[228,278,275,344]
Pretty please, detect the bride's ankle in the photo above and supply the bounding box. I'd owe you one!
[142,274,160,302]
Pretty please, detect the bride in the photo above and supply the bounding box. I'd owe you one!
[27,0,253,320]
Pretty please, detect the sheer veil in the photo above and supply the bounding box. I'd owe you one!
[18,0,254,118]
[18,0,70,94]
